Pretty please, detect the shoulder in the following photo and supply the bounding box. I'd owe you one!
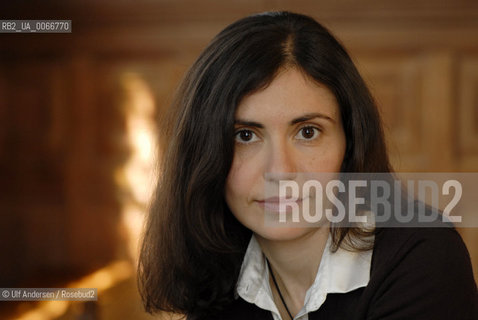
[372,227,474,276]
[363,227,478,319]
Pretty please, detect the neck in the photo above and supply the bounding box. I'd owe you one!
[255,226,330,315]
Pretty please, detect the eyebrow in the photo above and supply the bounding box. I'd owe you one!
[234,120,264,128]
[234,112,335,127]
[290,113,335,125]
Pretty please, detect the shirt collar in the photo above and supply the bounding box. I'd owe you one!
[235,233,373,318]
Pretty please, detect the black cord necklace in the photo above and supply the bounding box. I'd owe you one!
[266,258,294,320]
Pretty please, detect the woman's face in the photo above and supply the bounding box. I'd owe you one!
[225,68,346,241]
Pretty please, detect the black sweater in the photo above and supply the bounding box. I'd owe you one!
[211,227,478,320]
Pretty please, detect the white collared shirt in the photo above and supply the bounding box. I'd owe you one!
[235,234,373,320]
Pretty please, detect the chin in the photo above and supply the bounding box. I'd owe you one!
[253,226,315,242]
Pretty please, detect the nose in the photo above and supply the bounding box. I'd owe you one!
[264,140,298,182]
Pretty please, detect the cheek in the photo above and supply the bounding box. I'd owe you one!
[225,156,261,210]
[225,160,248,207]
[304,148,345,173]
[315,131,346,172]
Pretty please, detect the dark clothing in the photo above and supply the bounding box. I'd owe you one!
[212,227,478,320]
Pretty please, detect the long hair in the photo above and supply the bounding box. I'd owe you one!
[138,11,391,318]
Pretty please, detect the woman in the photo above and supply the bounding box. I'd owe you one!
[138,11,477,319]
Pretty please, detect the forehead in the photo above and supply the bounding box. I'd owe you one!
[236,68,340,121]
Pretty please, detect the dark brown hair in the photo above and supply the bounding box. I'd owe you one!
[138,11,391,318]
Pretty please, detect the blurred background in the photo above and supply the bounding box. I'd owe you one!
[0,0,477,319]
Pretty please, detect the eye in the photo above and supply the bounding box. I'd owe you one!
[296,126,320,140]
[235,129,259,144]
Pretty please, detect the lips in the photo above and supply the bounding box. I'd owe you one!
[256,197,303,212]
